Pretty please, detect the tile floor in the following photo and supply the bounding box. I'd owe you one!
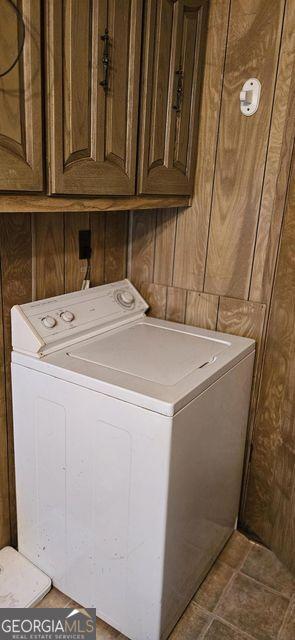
[36,531,295,639]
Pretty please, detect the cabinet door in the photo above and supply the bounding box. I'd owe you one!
[138,0,208,196]
[0,0,43,191]
[47,0,142,196]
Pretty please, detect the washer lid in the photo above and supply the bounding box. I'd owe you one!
[68,322,230,385]
[13,317,255,416]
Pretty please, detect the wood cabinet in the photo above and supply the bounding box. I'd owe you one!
[46,0,142,196]
[0,0,43,191]
[138,0,208,195]
[0,0,208,200]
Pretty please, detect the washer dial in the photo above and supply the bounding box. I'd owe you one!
[41,315,56,329]
[116,290,135,308]
[60,310,75,323]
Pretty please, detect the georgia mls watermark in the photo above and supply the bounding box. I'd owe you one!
[0,607,96,640]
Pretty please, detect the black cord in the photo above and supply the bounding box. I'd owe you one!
[0,0,25,79]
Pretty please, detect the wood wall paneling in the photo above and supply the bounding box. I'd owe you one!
[33,213,65,299]
[0,214,32,545]
[154,209,177,286]
[139,282,167,319]
[244,151,295,572]
[173,0,230,291]
[104,213,128,283]
[204,0,286,299]
[216,296,267,421]
[129,211,157,286]
[217,296,267,521]
[89,213,106,286]
[216,296,267,427]
[217,297,266,364]
[186,290,219,330]
[166,286,187,323]
[249,0,295,303]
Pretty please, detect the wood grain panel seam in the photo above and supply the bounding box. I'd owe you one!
[151,210,161,283]
[164,285,169,319]
[151,212,157,283]
[184,288,189,324]
[168,208,177,287]
[152,210,159,282]
[202,0,232,292]
[127,212,133,279]
[215,294,221,331]
[171,207,179,286]
[124,214,129,278]
[247,0,288,301]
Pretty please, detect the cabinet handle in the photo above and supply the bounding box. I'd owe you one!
[100,28,110,92]
[173,67,183,114]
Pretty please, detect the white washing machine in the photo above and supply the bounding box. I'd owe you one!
[11,280,254,640]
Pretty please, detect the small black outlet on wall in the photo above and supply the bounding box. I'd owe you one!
[79,229,92,260]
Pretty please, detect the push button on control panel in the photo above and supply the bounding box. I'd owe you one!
[60,310,75,323]
[41,315,56,329]
[115,290,135,309]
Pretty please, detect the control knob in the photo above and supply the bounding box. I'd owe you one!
[116,290,135,308]
[41,315,56,329]
[60,310,75,323]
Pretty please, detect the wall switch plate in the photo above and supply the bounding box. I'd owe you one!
[79,229,91,260]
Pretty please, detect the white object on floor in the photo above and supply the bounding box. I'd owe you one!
[11,279,255,639]
[0,546,51,607]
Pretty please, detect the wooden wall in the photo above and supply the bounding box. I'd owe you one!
[0,0,294,570]
[244,148,295,572]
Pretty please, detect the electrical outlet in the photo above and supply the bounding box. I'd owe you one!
[79,229,91,260]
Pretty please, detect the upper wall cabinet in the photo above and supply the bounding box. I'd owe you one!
[138,0,208,196]
[46,0,142,196]
[0,0,43,191]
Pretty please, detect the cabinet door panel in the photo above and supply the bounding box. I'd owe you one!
[138,0,208,196]
[47,0,142,195]
[0,0,42,191]
[63,0,94,166]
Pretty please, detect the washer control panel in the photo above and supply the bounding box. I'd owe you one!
[12,280,148,355]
